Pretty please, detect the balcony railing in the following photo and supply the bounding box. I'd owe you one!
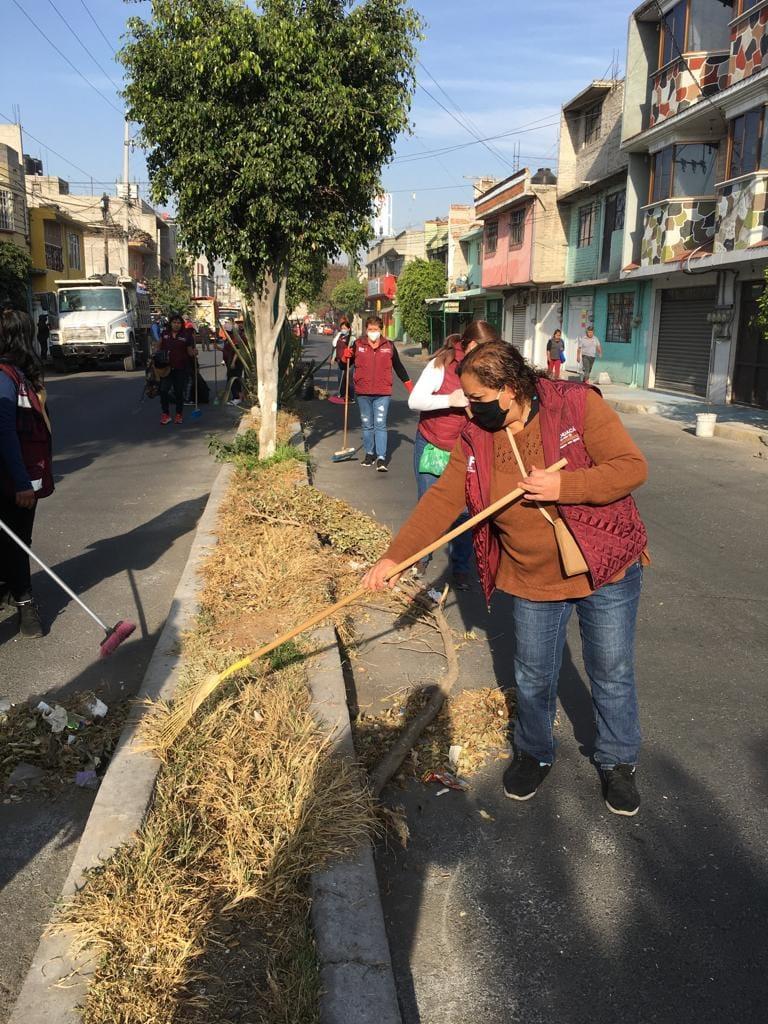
[641,198,716,265]
[649,52,729,128]
[730,2,768,86]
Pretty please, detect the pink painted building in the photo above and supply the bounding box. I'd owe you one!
[475,168,567,364]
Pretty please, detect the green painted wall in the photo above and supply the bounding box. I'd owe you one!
[563,281,649,386]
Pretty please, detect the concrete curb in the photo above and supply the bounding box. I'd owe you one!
[308,627,402,1024]
[604,396,768,448]
[9,456,237,1024]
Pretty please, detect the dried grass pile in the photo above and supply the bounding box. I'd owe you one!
[60,659,374,1024]
[354,686,511,782]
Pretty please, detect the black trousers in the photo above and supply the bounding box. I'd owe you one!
[160,368,188,414]
[0,495,36,600]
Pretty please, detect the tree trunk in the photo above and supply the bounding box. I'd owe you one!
[247,270,288,459]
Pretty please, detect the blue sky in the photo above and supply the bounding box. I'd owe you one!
[1,0,638,232]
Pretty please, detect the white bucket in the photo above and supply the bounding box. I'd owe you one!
[695,412,717,438]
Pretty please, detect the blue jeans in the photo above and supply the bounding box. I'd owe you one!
[413,430,473,574]
[510,562,643,768]
[357,394,390,458]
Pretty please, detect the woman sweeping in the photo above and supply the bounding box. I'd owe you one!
[340,316,413,472]
[364,341,649,816]
[156,313,196,425]
[408,320,500,589]
[0,310,53,638]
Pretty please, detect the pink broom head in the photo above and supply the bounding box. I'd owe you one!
[99,620,137,658]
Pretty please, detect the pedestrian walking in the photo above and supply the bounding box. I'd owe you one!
[157,313,196,425]
[546,328,565,378]
[363,340,649,816]
[332,317,354,401]
[0,309,53,638]
[340,316,413,472]
[408,319,500,589]
[577,326,602,383]
[217,321,243,406]
[36,313,50,362]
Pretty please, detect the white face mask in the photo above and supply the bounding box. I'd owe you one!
[367,330,381,342]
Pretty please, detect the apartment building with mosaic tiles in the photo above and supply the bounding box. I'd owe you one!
[620,0,768,408]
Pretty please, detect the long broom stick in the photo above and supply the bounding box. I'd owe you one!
[158,457,568,745]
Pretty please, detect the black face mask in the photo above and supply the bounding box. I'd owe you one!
[469,392,508,432]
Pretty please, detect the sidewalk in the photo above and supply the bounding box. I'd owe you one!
[302,337,768,1024]
[598,382,768,447]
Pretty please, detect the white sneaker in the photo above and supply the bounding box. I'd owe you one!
[228,398,242,406]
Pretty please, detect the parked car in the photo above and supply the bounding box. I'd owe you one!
[322,324,334,336]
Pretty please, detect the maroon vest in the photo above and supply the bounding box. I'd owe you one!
[0,363,54,499]
[418,347,468,452]
[460,377,647,603]
[352,337,395,395]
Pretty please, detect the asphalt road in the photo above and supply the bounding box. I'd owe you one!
[302,336,768,1024]
[0,355,238,1023]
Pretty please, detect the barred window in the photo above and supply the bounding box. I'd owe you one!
[485,220,498,256]
[509,209,525,248]
[0,189,14,231]
[605,292,634,344]
[578,205,595,248]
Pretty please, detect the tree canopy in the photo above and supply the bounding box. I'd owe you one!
[149,273,193,317]
[396,259,446,351]
[121,0,420,455]
[331,277,366,317]
[0,241,32,310]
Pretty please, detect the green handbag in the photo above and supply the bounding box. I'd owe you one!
[418,442,451,476]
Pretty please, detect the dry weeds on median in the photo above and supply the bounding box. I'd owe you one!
[57,416,386,1024]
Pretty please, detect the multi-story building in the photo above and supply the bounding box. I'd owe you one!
[474,167,567,365]
[622,0,768,407]
[365,225,427,338]
[28,205,85,305]
[0,125,29,264]
[558,78,652,384]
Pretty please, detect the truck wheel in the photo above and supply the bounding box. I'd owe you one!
[123,337,137,372]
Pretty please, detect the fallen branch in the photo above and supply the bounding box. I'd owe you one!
[369,584,459,798]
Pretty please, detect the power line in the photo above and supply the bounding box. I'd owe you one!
[394,116,561,164]
[416,79,516,174]
[10,0,123,115]
[79,0,118,56]
[0,110,96,180]
[46,0,123,93]
[417,60,513,171]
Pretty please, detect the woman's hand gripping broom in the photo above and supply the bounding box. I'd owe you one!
[157,457,568,746]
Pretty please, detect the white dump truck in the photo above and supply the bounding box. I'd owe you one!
[49,275,152,371]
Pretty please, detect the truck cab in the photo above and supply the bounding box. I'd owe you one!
[49,276,151,372]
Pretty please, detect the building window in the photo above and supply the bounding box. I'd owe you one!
[0,189,14,232]
[578,204,595,248]
[728,107,766,179]
[541,288,563,304]
[583,102,603,146]
[659,0,688,68]
[605,292,635,344]
[44,220,64,272]
[650,143,718,201]
[485,220,498,256]
[68,232,81,271]
[509,209,525,248]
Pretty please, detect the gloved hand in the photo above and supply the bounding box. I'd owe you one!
[342,346,354,361]
[404,379,414,394]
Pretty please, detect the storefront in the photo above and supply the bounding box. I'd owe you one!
[563,283,649,385]
[733,280,768,408]
[653,286,716,397]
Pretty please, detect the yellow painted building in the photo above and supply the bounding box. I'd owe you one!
[29,205,85,296]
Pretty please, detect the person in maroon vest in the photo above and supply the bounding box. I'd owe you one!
[157,313,197,425]
[409,320,500,589]
[0,309,53,638]
[363,341,650,817]
[340,315,413,472]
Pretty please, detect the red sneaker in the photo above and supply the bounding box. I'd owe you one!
[174,413,183,425]
[160,413,171,425]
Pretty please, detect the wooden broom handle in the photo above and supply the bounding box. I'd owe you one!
[213,456,569,683]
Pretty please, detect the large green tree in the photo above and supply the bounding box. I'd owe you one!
[395,259,446,353]
[149,273,193,316]
[331,276,366,317]
[122,0,419,456]
[0,241,32,310]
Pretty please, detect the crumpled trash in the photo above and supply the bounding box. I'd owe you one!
[7,762,46,788]
[37,702,68,734]
[448,744,462,769]
[83,697,108,719]
[422,769,468,792]
[74,769,100,789]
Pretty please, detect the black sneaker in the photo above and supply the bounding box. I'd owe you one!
[602,764,640,817]
[16,598,44,638]
[362,453,376,467]
[376,458,388,473]
[503,751,551,801]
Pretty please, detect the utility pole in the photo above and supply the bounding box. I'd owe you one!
[123,119,132,276]
[100,192,110,275]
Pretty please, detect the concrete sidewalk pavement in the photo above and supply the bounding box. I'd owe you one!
[302,337,768,1024]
